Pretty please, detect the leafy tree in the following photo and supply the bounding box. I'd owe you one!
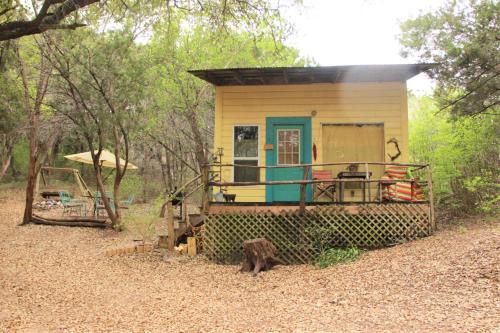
[409,94,499,214]
[142,16,310,209]
[400,0,499,117]
[14,37,62,224]
[0,41,25,180]
[47,29,146,227]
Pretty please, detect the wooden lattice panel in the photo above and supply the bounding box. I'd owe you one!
[204,203,433,264]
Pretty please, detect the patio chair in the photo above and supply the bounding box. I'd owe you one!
[94,191,115,217]
[58,190,86,216]
[312,170,336,201]
[119,194,135,209]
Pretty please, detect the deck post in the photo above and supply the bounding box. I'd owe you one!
[166,201,175,251]
[426,167,435,232]
[299,165,309,215]
[364,163,370,202]
[201,164,210,214]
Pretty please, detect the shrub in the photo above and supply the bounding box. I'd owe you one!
[315,247,362,269]
[123,214,159,245]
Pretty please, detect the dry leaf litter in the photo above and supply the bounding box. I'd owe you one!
[0,189,498,332]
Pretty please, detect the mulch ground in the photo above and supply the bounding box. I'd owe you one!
[0,189,498,332]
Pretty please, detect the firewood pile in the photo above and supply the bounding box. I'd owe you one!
[33,199,63,210]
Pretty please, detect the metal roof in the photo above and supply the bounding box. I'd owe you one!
[188,64,435,86]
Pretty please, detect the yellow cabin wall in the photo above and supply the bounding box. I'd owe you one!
[214,82,409,202]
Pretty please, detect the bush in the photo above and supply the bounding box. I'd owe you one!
[123,213,159,244]
[315,247,362,269]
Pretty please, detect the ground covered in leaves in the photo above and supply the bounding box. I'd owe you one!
[1,189,499,332]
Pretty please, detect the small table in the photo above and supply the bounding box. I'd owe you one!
[337,171,372,203]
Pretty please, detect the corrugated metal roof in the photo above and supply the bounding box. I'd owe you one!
[188,64,435,86]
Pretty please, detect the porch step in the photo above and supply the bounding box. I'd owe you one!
[188,214,204,227]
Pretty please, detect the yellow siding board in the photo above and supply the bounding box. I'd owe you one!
[223,90,402,100]
[223,110,401,119]
[223,96,402,106]
[221,82,402,93]
[223,104,402,112]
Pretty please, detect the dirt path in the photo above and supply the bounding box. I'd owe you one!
[1,190,498,332]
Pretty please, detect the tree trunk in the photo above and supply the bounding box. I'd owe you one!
[19,43,50,225]
[185,108,210,213]
[240,238,284,276]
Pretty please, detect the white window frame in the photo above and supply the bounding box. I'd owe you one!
[276,128,301,166]
[232,124,260,182]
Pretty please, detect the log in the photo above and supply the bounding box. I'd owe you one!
[240,238,284,276]
[32,214,107,223]
[31,215,107,228]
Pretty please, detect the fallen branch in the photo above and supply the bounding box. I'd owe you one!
[31,214,108,228]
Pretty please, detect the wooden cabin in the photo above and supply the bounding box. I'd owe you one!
[190,64,433,203]
[188,64,435,264]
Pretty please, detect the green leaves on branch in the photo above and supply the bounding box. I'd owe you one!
[400,0,499,117]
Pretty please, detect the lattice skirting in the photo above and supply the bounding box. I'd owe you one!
[203,203,433,264]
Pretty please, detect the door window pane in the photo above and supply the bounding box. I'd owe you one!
[277,129,300,165]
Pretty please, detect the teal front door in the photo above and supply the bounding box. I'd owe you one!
[266,117,312,202]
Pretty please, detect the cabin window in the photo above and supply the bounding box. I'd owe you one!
[234,126,259,182]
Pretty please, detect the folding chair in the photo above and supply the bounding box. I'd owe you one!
[312,170,336,201]
[58,191,86,216]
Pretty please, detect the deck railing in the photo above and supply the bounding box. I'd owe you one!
[205,161,434,215]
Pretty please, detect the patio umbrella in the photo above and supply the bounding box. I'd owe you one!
[64,149,138,170]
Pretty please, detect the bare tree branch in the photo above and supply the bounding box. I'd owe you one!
[0,0,99,41]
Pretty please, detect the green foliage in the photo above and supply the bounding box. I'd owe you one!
[315,247,362,269]
[123,214,159,244]
[11,140,29,177]
[119,174,143,200]
[305,225,342,253]
[400,0,499,117]
[409,94,499,214]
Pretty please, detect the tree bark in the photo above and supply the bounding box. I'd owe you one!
[185,107,210,213]
[240,238,284,276]
[0,0,99,41]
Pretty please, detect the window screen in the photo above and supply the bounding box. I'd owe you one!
[234,126,259,182]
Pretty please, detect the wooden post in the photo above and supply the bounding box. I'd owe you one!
[299,165,309,215]
[201,165,210,214]
[187,237,197,257]
[166,201,175,251]
[182,201,188,224]
[378,181,383,203]
[426,167,435,232]
[364,163,370,202]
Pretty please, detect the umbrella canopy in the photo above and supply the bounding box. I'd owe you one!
[64,150,138,170]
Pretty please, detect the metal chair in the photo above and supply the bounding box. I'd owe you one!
[58,191,86,216]
[312,170,336,201]
[94,191,115,217]
[119,194,135,208]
